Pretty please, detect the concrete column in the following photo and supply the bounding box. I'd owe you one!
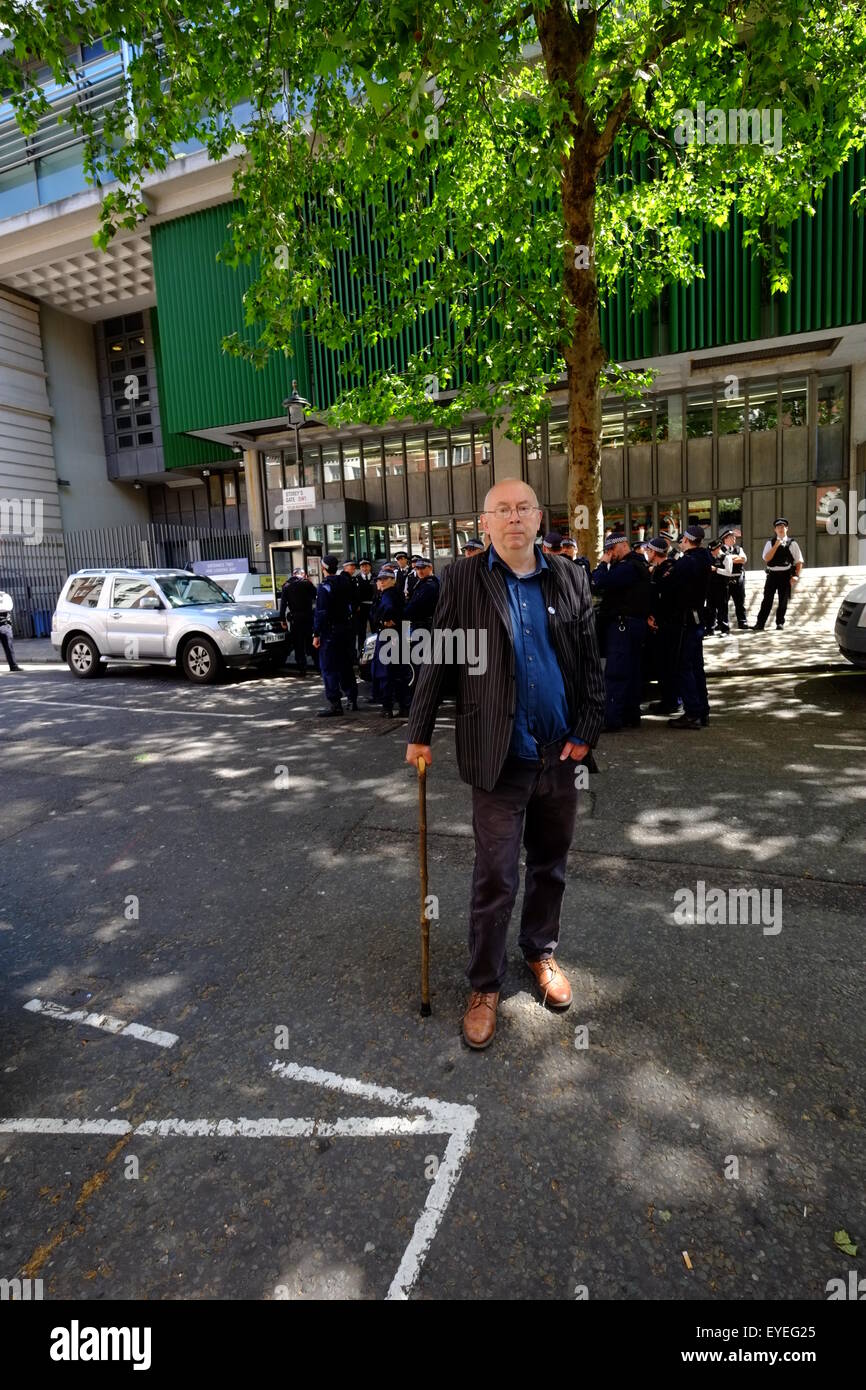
[243,448,269,569]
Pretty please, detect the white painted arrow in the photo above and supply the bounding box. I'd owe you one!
[0,1059,478,1302]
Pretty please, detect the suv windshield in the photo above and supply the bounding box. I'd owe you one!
[154,575,233,607]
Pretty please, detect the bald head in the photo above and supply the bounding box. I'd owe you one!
[480,480,542,573]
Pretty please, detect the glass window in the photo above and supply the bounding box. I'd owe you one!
[0,163,39,219]
[264,455,283,490]
[629,502,653,543]
[451,429,472,466]
[303,447,322,490]
[780,378,808,428]
[817,374,845,427]
[388,523,409,553]
[717,387,745,435]
[431,519,454,557]
[66,576,104,608]
[603,506,625,536]
[368,525,386,560]
[118,434,133,449]
[326,524,344,548]
[525,426,543,463]
[659,500,682,541]
[306,524,324,543]
[112,578,161,609]
[474,427,493,465]
[717,496,742,530]
[601,400,625,448]
[322,445,341,484]
[342,442,362,480]
[748,382,778,432]
[627,398,654,445]
[406,435,427,473]
[364,439,383,479]
[409,521,431,557]
[686,391,713,439]
[428,432,449,469]
[137,431,153,445]
[283,457,300,489]
[36,146,88,203]
[687,498,712,529]
[224,476,237,506]
[455,518,478,551]
[384,437,404,476]
[548,417,568,461]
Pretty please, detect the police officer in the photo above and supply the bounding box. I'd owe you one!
[462,538,485,556]
[752,518,803,630]
[665,525,712,729]
[355,557,376,656]
[392,550,413,601]
[591,532,652,731]
[370,564,411,717]
[313,554,358,716]
[404,556,440,631]
[705,538,733,635]
[279,567,317,675]
[542,530,564,556]
[645,536,681,715]
[0,588,23,672]
[720,528,749,629]
[559,536,592,579]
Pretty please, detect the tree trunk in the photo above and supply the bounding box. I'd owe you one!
[563,166,605,568]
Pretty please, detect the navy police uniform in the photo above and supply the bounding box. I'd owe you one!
[370,567,411,715]
[591,536,652,731]
[665,527,712,727]
[314,558,358,714]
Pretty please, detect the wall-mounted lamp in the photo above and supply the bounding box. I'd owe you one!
[133,480,143,491]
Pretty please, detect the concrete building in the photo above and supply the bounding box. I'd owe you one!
[1,41,864,626]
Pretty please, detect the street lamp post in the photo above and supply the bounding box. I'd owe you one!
[282,380,311,544]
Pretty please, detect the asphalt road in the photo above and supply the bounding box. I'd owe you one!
[1,655,865,1301]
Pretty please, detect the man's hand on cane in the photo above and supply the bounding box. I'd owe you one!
[407,742,433,768]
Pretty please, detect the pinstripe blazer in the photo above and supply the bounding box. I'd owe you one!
[406,548,605,791]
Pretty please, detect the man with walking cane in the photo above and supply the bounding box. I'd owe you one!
[405,481,605,1050]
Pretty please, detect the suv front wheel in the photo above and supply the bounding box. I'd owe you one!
[66,634,105,678]
[180,636,222,684]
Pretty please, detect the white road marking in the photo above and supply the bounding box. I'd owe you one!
[23,998,178,1049]
[0,1058,478,1302]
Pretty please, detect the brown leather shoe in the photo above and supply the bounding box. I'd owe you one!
[525,956,572,1009]
[462,991,499,1049]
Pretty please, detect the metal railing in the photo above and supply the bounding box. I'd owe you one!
[0,50,127,177]
[1,524,257,637]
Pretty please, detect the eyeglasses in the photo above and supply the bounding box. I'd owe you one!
[488,503,540,520]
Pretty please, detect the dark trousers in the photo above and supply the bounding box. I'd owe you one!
[289,617,313,672]
[0,625,16,669]
[706,576,729,632]
[356,605,372,657]
[468,740,580,992]
[755,571,792,629]
[729,574,748,626]
[319,626,357,704]
[601,616,645,728]
[677,622,709,719]
[654,621,683,710]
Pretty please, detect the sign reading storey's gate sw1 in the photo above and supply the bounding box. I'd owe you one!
[282,486,317,510]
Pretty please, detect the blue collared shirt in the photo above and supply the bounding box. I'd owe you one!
[488,544,571,759]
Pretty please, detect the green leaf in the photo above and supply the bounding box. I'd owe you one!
[833,1230,858,1257]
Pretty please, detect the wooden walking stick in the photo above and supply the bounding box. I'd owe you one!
[417,755,431,1016]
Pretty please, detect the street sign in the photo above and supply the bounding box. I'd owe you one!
[281,486,317,510]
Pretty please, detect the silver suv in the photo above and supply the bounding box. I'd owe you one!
[51,568,288,683]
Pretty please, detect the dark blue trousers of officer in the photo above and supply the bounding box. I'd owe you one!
[320,622,357,705]
[677,621,709,720]
[602,616,645,729]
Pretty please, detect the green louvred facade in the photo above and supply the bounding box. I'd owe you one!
[151,151,866,468]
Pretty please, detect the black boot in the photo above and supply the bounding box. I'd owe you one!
[317,702,343,718]
[668,714,703,730]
